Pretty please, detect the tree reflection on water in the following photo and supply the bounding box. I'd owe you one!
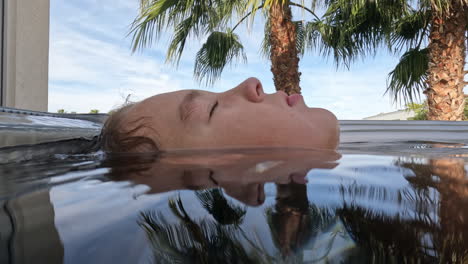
[266,182,335,261]
[121,152,468,263]
[139,189,272,264]
[195,188,246,226]
[337,157,468,263]
[397,157,468,263]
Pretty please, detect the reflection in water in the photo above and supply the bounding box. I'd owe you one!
[140,192,270,264]
[268,183,311,257]
[113,149,342,263]
[397,157,468,263]
[195,189,246,226]
[2,147,468,263]
[268,183,319,258]
[0,189,63,264]
[109,150,468,263]
[266,182,340,262]
[335,157,468,263]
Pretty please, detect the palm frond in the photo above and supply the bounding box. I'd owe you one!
[389,8,430,52]
[166,17,193,64]
[423,0,452,16]
[243,0,266,28]
[260,18,271,59]
[139,0,154,11]
[194,30,247,85]
[216,0,247,27]
[420,0,468,16]
[130,0,179,52]
[131,0,221,59]
[386,48,429,105]
[288,1,321,20]
[171,1,221,63]
[305,20,364,68]
[308,0,409,66]
[294,20,306,56]
[248,0,289,9]
[231,3,265,32]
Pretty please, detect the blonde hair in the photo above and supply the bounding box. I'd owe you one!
[100,103,159,153]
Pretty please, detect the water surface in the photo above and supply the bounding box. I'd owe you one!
[1,140,468,263]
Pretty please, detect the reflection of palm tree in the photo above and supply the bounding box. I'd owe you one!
[336,158,468,262]
[195,189,246,226]
[337,204,437,263]
[267,182,310,257]
[266,182,335,259]
[266,203,336,260]
[417,158,468,262]
[140,193,271,264]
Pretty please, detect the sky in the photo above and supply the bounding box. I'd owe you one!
[48,0,420,120]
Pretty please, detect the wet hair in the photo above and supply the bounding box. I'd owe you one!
[100,103,159,153]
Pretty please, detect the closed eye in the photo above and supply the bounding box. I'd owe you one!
[209,101,218,120]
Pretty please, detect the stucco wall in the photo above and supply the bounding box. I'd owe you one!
[363,110,416,120]
[3,0,49,111]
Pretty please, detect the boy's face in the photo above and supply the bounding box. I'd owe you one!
[124,77,340,150]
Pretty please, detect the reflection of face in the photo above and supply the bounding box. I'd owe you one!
[117,149,341,206]
[125,77,340,150]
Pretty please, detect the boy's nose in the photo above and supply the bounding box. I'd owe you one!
[234,77,265,103]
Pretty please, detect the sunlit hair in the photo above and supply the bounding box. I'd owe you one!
[100,103,159,153]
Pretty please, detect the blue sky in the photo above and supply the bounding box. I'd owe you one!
[48,0,420,119]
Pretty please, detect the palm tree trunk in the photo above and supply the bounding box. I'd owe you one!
[426,0,467,120]
[269,1,301,95]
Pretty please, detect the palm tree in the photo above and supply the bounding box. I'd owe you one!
[310,0,468,120]
[424,1,467,120]
[131,1,468,119]
[130,0,325,95]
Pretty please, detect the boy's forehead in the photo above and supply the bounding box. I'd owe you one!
[126,90,204,148]
[144,89,194,105]
[126,90,196,127]
[137,90,182,109]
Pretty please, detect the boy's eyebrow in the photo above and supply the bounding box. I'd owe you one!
[179,91,202,123]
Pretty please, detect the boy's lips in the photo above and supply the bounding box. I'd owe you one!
[287,94,303,107]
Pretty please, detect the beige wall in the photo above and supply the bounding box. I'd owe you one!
[2,0,49,111]
[363,110,416,120]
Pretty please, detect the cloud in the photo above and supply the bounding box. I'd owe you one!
[49,0,264,113]
[49,0,416,119]
[49,88,122,113]
[48,26,184,112]
[48,0,194,113]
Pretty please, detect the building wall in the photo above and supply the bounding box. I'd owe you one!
[363,110,416,120]
[2,0,49,111]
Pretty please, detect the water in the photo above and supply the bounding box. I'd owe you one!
[1,138,468,264]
